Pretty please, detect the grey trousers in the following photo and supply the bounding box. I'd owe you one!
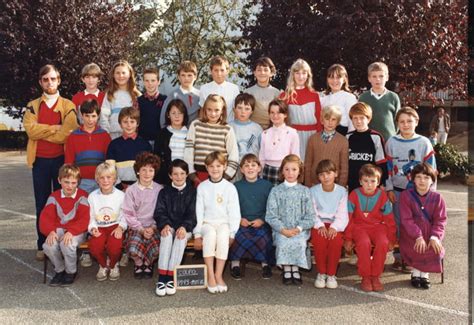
[43,228,86,274]
[157,229,191,274]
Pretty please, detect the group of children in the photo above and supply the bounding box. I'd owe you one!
[28,55,446,296]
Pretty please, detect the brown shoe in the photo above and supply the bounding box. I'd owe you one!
[35,250,45,261]
[371,276,384,291]
[360,277,373,291]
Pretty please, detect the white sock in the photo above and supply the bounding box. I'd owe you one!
[231,260,240,268]
[291,265,299,272]
[283,265,291,278]
[261,262,268,267]
[420,272,429,279]
[412,268,421,277]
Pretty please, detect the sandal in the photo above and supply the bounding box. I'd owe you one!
[134,265,144,279]
[143,265,153,279]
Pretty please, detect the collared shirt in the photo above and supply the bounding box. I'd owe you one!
[370,88,388,100]
[84,89,100,97]
[61,189,78,199]
[137,181,155,190]
[122,132,137,140]
[321,130,336,143]
[144,90,159,101]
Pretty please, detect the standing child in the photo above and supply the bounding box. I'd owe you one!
[400,163,446,290]
[346,102,387,193]
[154,99,189,185]
[193,152,241,293]
[100,60,141,139]
[385,107,436,271]
[310,160,348,289]
[122,152,163,279]
[184,94,239,185]
[72,63,105,116]
[153,159,196,296]
[244,57,281,129]
[359,62,401,142]
[229,154,274,280]
[344,164,396,292]
[304,105,348,187]
[279,58,322,160]
[199,56,240,122]
[39,164,89,286]
[319,64,357,135]
[266,154,315,285]
[259,99,300,185]
[88,162,127,281]
[137,67,167,148]
[65,99,111,193]
[106,107,152,190]
[160,61,200,127]
[429,107,450,145]
[229,93,263,181]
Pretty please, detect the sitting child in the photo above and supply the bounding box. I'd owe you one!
[229,154,274,280]
[310,159,348,289]
[154,159,197,297]
[400,163,447,289]
[344,164,396,292]
[40,164,89,287]
[266,154,315,285]
[193,152,241,293]
[122,152,163,279]
[88,162,127,281]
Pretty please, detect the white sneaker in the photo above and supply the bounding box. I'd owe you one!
[326,275,338,289]
[155,282,166,297]
[314,273,327,288]
[348,254,358,266]
[109,264,120,281]
[165,281,176,295]
[119,253,128,267]
[80,252,92,267]
[96,266,108,281]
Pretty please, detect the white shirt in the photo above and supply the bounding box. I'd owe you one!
[319,91,357,131]
[198,81,240,122]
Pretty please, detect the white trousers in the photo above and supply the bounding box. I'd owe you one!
[201,223,230,260]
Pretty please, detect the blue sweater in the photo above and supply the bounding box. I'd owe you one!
[234,178,273,222]
[138,94,167,141]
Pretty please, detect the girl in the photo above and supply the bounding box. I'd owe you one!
[279,58,322,160]
[154,99,189,185]
[266,154,315,285]
[320,64,357,135]
[154,159,197,296]
[399,163,446,290]
[309,160,348,289]
[184,94,239,186]
[122,152,163,279]
[259,99,300,185]
[100,60,141,139]
[193,152,241,293]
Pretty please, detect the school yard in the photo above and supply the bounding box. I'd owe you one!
[0,151,469,324]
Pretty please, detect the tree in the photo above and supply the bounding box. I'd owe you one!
[240,1,468,105]
[0,0,139,114]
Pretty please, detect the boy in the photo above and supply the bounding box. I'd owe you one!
[344,164,396,292]
[65,99,111,193]
[72,63,105,125]
[160,61,200,128]
[106,107,152,190]
[359,62,401,142]
[304,105,348,187]
[229,93,263,181]
[39,164,89,286]
[229,154,274,280]
[199,55,240,122]
[244,57,281,129]
[346,102,387,193]
[137,67,167,148]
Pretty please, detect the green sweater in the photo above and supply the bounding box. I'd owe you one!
[359,89,400,141]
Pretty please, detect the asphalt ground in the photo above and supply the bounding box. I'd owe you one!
[0,151,469,324]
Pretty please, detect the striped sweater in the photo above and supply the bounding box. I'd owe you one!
[184,120,239,178]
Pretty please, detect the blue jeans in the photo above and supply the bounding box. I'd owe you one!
[32,156,64,250]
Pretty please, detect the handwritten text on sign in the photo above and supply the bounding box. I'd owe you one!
[174,264,207,290]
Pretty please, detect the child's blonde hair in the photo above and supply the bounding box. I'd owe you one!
[349,102,372,120]
[199,94,227,124]
[359,164,382,183]
[278,154,304,182]
[81,63,103,78]
[367,62,389,76]
[178,60,197,75]
[106,60,141,103]
[324,64,351,95]
[321,105,342,124]
[395,106,419,123]
[95,162,117,182]
[59,164,81,181]
[204,151,227,166]
[282,58,314,103]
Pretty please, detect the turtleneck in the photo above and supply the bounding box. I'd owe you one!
[284,180,298,187]
[43,92,60,108]
[172,182,187,191]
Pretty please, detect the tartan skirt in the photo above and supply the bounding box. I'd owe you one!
[126,229,160,265]
[262,164,280,186]
[229,224,275,264]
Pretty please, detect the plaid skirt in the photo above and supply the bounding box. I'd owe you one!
[126,229,160,265]
[229,224,275,264]
[262,164,280,186]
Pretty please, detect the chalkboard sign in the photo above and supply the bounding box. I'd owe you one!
[174,264,207,290]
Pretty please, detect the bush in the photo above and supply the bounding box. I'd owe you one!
[434,143,471,178]
[0,131,27,149]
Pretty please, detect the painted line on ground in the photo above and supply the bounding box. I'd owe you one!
[0,249,105,325]
[0,207,36,219]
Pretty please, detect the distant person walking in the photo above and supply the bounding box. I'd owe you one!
[429,107,450,145]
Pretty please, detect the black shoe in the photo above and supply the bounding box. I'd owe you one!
[410,276,421,288]
[230,266,241,280]
[292,272,303,285]
[143,265,153,279]
[420,277,431,289]
[49,271,65,287]
[262,265,272,279]
[61,272,76,287]
[282,272,292,285]
[134,265,144,279]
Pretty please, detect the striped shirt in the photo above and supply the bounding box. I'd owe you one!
[168,125,188,161]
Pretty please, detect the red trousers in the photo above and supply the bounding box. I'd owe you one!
[88,224,123,268]
[352,223,389,277]
[311,225,343,276]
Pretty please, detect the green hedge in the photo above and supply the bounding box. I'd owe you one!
[434,143,471,178]
[0,131,27,149]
